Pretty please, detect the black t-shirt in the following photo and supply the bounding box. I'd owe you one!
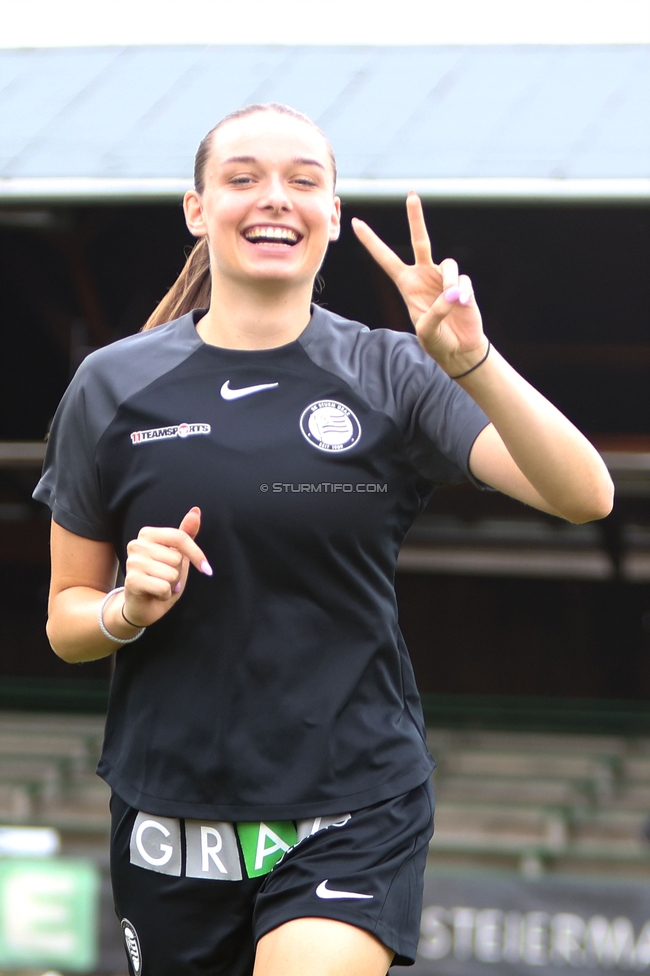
[34,306,489,820]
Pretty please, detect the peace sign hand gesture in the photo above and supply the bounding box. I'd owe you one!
[352,192,489,377]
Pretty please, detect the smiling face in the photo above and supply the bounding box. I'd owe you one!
[183,111,341,293]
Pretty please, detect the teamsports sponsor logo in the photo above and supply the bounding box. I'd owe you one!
[130,422,211,445]
[121,918,142,975]
[300,400,361,452]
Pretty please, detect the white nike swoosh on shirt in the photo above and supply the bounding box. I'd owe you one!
[315,880,373,900]
[220,381,279,400]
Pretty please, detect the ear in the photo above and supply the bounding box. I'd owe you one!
[183,189,208,238]
[328,196,342,242]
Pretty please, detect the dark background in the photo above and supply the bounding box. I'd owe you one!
[1,200,648,701]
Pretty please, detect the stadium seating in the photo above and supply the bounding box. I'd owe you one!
[0,714,649,876]
[429,729,650,873]
[0,712,109,845]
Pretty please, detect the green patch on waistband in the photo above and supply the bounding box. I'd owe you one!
[236,821,297,878]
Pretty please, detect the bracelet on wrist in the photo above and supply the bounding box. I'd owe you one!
[449,340,491,380]
[98,587,146,645]
[121,602,142,629]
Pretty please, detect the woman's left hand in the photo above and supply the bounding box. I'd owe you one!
[353,192,614,523]
[352,192,488,376]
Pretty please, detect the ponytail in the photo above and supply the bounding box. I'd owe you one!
[142,238,211,331]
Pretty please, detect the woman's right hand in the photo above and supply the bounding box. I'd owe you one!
[117,507,213,629]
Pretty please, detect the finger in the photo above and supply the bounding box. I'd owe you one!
[126,556,181,586]
[457,273,474,306]
[351,218,405,282]
[415,288,465,340]
[125,570,177,602]
[406,192,433,265]
[439,258,459,293]
[138,526,212,576]
[127,539,183,569]
[177,508,211,576]
[179,506,201,539]
[173,556,190,595]
[443,273,474,307]
[174,509,202,593]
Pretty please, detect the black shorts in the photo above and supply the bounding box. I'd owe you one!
[110,780,434,975]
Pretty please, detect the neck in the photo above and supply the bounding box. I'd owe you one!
[197,276,314,350]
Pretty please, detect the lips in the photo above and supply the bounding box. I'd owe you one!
[242,225,301,246]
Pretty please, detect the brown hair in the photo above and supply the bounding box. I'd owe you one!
[142,103,336,331]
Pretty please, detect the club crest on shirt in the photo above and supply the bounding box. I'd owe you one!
[300,400,361,452]
[130,423,211,445]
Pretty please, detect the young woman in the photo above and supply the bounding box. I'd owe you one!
[35,103,613,976]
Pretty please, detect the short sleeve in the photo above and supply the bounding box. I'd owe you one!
[32,362,111,541]
[387,334,490,487]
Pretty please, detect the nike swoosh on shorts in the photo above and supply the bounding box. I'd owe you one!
[220,381,279,400]
[315,880,373,900]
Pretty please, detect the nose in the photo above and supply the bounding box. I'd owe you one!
[257,174,292,213]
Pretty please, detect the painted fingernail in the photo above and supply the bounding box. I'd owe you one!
[173,580,182,594]
[444,286,461,303]
[459,290,472,305]
[200,560,213,577]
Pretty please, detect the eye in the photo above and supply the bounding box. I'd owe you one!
[293,177,317,187]
[229,176,255,186]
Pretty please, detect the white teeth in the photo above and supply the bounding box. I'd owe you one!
[244,226,299,244]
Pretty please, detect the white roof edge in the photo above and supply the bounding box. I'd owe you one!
[0,177,192,203]
[0,176,649,204]
[339,178,650,202]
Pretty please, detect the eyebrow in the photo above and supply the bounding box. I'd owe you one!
[291,157,325,170]
[222,155,257,165]
[222,155,325,170]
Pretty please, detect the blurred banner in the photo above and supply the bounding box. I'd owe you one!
[6,859,649,973]
[414,872,650,974]
[0,858,98,971]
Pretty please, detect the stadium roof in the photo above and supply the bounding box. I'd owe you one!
[0,45,648,203]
